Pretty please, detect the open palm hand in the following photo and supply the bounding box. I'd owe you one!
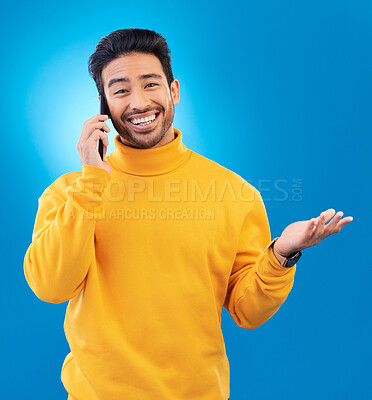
[274,208,353,257]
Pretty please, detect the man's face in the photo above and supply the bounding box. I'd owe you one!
[101,52,180,149]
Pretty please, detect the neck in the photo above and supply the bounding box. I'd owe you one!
[108,127,191,176]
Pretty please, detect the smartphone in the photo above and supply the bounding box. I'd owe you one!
[99,94,110,160]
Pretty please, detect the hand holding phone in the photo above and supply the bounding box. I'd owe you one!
[76,111,111,174]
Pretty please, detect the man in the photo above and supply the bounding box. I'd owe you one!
[24,28,353,400]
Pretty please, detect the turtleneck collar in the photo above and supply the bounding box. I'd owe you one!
[107,128,191,176]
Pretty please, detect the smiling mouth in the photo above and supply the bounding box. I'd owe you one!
[126,112,160,131]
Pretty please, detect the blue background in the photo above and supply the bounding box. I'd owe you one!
[2,0,370,398]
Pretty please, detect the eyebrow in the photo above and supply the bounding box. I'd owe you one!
[107,73,163,89]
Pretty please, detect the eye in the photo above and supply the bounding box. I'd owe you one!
[146,83,158,88]
[114,89,127,94]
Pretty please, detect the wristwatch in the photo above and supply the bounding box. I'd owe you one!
[264,237,302,268]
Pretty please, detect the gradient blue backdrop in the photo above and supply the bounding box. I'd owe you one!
[2,0,370,399]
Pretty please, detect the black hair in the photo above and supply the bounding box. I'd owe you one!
[88,28,174,97]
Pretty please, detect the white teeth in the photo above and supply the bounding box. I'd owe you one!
[130,114,156,125]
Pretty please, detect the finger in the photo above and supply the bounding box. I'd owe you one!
[88,129,109,147]
[80,121,110,142]
[97,122,110,133]
[78,130,105,156]
[332,216,354,233]
[103,134,110,157]
[322,208,336,224]
[315,209,336,228]
[324,211,344,236]
[81,115,109,132]
[89,121,110,133]
[312,211,328,238]
[101,133,109,147]
[81,115,109,133]
[88,114,109,123]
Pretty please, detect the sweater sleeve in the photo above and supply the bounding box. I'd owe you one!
[223,190,296,329]
[23,165,110,304]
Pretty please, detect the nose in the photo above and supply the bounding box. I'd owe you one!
[128,87,151,111]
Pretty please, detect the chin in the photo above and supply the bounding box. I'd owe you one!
[119,128,166,149]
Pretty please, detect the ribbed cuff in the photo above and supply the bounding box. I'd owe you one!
[259,245,297,276]
[66,165,110,217]
[80,165,111,188]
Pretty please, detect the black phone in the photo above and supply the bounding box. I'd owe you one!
[99,94,110,160]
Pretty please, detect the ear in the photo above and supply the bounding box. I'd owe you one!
[98,95,101,101]
[170,78,180,105]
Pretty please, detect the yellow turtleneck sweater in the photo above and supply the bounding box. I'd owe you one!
[24,128,296,400]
